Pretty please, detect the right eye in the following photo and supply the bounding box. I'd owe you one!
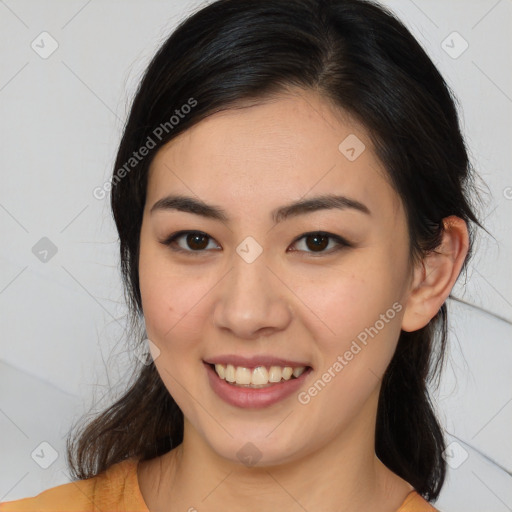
[161,230,221,255]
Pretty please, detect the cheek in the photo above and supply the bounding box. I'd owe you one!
[305,252,406,401]
[310,258,402,343]
[140,278,207,352]
[300,272,403,426]
[138,242,204,350]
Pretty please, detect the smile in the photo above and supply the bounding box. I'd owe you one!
[212,363,307,388]
[204,361,313,408]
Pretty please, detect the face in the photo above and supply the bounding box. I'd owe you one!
[138,89,415,466]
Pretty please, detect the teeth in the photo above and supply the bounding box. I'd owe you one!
[235,366,252,385]
[215,364,225,379]
[251,366,269,385]
[225,364,236,382]
[292,367,305,377]
[212,363,307,386]
[282,367,293,380]
[268,366,283,382]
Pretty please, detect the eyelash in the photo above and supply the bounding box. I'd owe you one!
[160,230,352,257]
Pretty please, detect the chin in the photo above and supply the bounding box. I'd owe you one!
[200,427,309,469]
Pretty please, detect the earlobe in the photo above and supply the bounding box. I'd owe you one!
[401,216,469,333]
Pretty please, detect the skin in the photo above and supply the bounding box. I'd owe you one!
[136,88,469,512]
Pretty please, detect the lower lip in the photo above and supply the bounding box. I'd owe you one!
[204,363,312,409]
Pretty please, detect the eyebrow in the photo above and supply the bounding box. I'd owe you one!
[150,193,371,223]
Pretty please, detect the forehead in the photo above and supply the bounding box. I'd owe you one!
[147,90,401,221]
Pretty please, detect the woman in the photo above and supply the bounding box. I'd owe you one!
[0,0,483,510]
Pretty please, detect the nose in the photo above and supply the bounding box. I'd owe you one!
[212,253,293,340]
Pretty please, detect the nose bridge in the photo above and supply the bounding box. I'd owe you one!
[212,246,292,338]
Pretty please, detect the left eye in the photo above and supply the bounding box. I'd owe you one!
[161,230,350,255]
[290,232,350,254]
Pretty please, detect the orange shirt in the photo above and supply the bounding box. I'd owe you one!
[0,457,440,512]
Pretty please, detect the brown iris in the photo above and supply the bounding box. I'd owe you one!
[186,233,209,250]
[304,234,329,252]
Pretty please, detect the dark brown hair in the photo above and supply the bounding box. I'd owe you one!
[66,0,484,501]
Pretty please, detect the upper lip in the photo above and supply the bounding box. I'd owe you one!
[204,355,311,369]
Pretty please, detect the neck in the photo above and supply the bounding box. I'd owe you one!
[145,390,413,512]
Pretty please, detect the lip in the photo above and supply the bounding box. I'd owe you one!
[204,355,311,369]
[204,362,312,409]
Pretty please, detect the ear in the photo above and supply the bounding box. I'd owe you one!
[401,216,469,333]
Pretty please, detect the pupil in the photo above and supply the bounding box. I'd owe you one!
[187,233,208,250]
[306,234,328,251]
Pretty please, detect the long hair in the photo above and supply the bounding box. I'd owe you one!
[66,0,484,501]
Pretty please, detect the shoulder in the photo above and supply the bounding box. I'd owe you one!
[0,457,148,512]
[397,490,441,512]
